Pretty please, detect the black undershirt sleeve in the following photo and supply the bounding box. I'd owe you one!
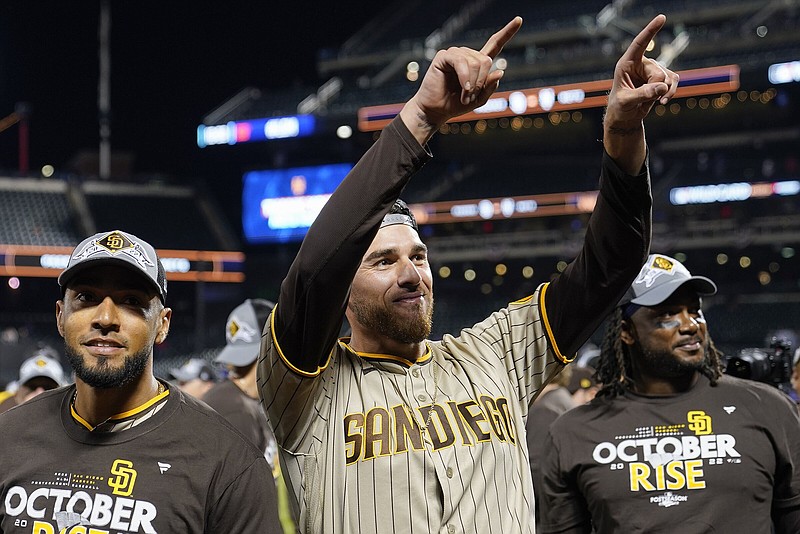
[271,116,432,373]
[543,150,652,359]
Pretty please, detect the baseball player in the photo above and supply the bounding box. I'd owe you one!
[0,230,281,533]
[258,15,678,534]
[539,254,800,532]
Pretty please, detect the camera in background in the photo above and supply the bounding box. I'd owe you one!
[725,337,794,395]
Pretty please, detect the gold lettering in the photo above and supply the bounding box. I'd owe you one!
[392,404,424,454]
[108,459,137,497]
[666,460,686,490]
[107,235,124,249]
[629,460,704,492]
[629,463,656,491]
[32,522,55,534]
[457,400,491,442]
[422,405,455,451]
[495,397,516,445]
[687,411,712,435]
[685,459,706,489]
[479,395,507,442]
[344,413,364,464]
[654,462,666,490]
[363,407,391,460]
[447,401,473,446]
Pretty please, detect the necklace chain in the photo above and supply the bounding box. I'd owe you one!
[420,362,440,436]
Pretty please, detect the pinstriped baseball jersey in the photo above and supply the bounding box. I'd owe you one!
[257,115,651,533]
[260,287,565,534]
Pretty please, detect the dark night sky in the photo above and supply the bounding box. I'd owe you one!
[0,1,378,181]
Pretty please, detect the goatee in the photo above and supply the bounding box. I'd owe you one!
[64,342,150,389]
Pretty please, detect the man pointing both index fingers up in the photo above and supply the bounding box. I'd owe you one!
[259,14,677,534]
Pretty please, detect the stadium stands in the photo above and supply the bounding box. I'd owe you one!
[1,1,798,388]
[0,179,78,246]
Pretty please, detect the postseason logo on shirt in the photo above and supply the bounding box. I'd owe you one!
[3,459,158,533]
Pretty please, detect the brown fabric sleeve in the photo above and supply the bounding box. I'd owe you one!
[543,151,652,359]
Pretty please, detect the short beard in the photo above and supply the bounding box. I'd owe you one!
[64,342,150,389]
[349,296,434,344]
[632,340,707,378]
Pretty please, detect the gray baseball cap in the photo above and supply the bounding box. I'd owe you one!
[58,230,167,303]
[380,199,418,233]
[169,358,218,383]
[619,254,717,307]
[215,299,273,367]
[19,351,66,388]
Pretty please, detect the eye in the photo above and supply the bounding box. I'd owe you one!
[75,292,96,303]
[121,292,153,307]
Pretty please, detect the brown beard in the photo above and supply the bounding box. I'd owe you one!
[349,294,434,344]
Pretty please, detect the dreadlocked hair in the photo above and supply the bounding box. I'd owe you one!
[595,307,726,398]
[596,307,633,398]
[701,336,725,386]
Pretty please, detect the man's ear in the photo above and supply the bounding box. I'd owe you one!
[620,318,636,346]
[55,300,65,338]
[155,307,172,345]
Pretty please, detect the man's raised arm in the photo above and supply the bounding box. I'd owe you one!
[543,15,679,361]
[267,17,523,374]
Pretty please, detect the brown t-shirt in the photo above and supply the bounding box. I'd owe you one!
[0,384,281,533]
[202,380,277,469]
[540,375,800,533]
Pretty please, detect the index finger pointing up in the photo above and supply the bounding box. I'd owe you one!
[479,16,523,59]
[622,14,666,62]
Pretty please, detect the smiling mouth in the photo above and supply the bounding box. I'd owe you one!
[394,294,424,304]
[83,340,125,354]
[675,339,703,351]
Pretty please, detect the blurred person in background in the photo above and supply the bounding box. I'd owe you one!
[526,365,599,527]
[203,298,297,534]
[0,348,67,414]
[169,357,218,398]
[540,254,800,533]
[527,366,576,527]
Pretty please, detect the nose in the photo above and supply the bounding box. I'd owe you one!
[397,257,422,288]
[677,310,700,333]
[92,296,121,332]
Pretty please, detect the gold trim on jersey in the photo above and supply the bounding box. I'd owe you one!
[346,342,433,367]
[71,384,170,431]
[538,282,575,364]
[269,304,332,377]
[510,294,534,306]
